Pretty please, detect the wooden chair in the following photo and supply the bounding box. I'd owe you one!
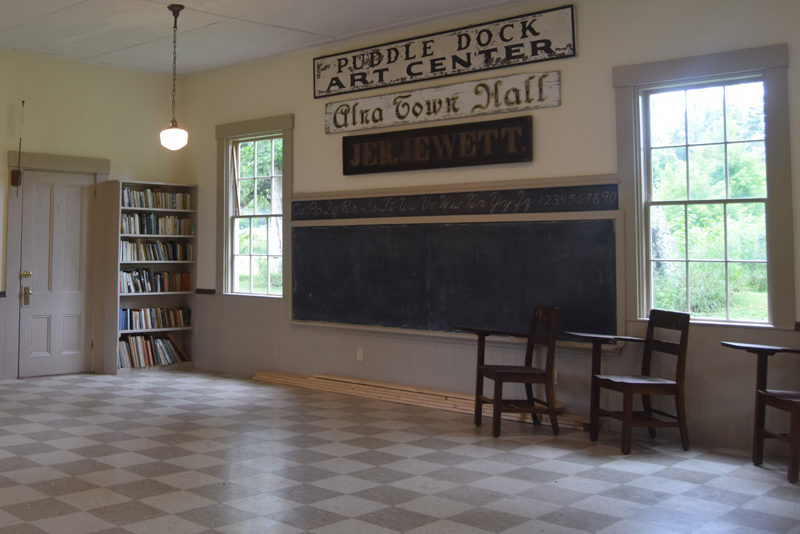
[458,306,561,437]
[590,309,690,454]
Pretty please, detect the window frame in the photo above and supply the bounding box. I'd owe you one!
[216,115,293,297]
[614,45,793,328]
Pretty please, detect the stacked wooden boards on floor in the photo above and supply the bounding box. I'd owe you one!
[252,370,588,431]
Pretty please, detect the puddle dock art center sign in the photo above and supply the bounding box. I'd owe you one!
[314,5,575,98]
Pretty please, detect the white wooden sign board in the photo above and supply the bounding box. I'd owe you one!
[314,5,574,98]
[324,71,560,134]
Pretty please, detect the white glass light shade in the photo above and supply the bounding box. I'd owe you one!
[160,123,188,150]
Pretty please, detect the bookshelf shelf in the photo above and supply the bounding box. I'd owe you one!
[98,180,197,373]
[121,327,193,334]
[119,291,194,296]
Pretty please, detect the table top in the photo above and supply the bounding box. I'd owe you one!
[721,341,800,355]
[564,331,644,344]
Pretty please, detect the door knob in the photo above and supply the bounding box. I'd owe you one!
[22,286,31,306]
[21,270,32,278]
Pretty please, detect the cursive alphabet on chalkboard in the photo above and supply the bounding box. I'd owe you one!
[292,183,617,222]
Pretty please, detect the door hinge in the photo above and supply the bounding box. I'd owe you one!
[90,339,95,349]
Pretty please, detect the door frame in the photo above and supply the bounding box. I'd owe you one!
[3,151,109,379]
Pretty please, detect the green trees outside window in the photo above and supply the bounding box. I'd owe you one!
[645,80,767,322]
[231,137,283,296]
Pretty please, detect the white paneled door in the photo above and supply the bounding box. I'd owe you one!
[18,171,94,377]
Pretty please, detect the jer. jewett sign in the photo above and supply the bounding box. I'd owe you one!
[314,5,574,98]
[324,71,560,134]
[342,116,532,175]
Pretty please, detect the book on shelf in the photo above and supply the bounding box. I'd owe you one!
[119,240,193,262]
[122,186,192,210]
[119,307,191,331]
[117,335,185,368]
[119,269,191,293]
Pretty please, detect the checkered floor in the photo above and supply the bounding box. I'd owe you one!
[0,369,797,533]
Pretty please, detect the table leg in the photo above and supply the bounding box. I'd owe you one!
[589,341,601,442]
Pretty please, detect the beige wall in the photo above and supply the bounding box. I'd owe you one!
[1,0,799,452]
[0,49,188,288]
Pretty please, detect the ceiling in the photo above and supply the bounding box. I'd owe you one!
[0,0,532,75]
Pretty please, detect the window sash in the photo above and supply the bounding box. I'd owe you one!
[640,80,769,323]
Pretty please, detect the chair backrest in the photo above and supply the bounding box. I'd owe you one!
[641,309,690,382]
[524,306,560,373]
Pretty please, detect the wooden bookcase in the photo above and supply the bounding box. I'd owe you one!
[97,180,197,373]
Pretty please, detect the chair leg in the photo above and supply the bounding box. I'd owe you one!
[642,394,656,438]
[621,392,633,455]
[545,382,559,436]
[492,379,503,437]
[589,378,600,442]
[753,393,765,466]
[524,384,541,427]
[474,370,484,428]
[675,391,689,451]
[788,407,799,483]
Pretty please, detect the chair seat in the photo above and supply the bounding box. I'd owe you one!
[482,365,547,382]
[596,374,676,386]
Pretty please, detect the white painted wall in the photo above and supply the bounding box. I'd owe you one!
[185,0,800,452]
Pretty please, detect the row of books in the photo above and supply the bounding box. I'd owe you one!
[119,307,191,331]
[120,240,193,262]
[121,213,194,236]
[118,335,185,368]
[122,187,192,210]
[120,269,191,293]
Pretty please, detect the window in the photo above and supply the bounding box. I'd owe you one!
[614,45,793,327]
[216,115,292,297]
[643,80,767,321]
[231,137,283,295]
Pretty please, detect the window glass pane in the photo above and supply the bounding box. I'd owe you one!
[251,256,268,294]
[727,203,766,260]
[268,217,282,255]
[256,139,272,177]
[238,141,254,178]
[726,82,765,141]
[689,262,725,318]
[652,261,686,311]
[649,91,685,147]
[650,205,685,260]
[273,138,283,175]
[728,141,766,199]
[272,176,283,215]
[651,147,686,201]
[688,204,724,259]
[233,256,250,293]
[235,218,250,255]
[252,217,267,255]
[255,178,271,215]
[238,179,254,215]
[688,145,725,200]
[728,262,768,322]
[269,256,283,295]
[687,86,724,144]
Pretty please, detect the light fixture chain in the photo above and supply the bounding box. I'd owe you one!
[171,13,178,123]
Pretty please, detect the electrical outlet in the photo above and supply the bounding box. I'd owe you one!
[356,348,364,362]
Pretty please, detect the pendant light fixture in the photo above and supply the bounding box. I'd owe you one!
[159,4,188,150]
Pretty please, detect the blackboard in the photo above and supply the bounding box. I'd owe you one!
[292,219,616,335]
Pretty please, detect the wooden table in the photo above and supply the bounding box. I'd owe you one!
[721,341,800,482]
